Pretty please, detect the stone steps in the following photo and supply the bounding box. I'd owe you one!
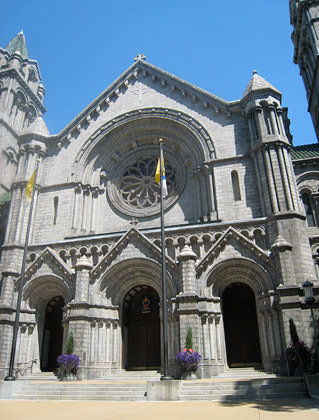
[180,377,307,401]
[218,367,278,378]
[12,382,148,401]
[100,370,161,381]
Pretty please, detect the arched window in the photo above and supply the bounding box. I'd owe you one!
[23,105,37,129]
[231,170,241,201]
[53,196,59,225]
[301,191,316,227]
[10,91,26,129]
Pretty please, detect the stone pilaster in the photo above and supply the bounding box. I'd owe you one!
[0,266,20,379]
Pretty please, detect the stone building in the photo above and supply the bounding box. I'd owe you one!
[290,0,319,142]
[0,28,318,380]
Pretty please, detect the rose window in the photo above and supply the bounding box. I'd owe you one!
[119,157,176,210]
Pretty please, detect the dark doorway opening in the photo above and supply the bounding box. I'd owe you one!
[41,295,64,371]
[123,285,161,370]
[222,283,261,367]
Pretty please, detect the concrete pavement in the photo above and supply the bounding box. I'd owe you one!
[0,399,319,420]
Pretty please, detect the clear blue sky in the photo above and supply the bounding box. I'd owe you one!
[0,0,315,146]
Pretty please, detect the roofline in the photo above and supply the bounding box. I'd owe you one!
[58,59,242,139]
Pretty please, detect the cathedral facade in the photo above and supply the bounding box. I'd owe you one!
[0,27,318,380]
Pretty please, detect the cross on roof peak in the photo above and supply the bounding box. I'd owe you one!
[134,53,146,62]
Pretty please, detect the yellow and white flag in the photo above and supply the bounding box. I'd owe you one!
[25,170,36,199]
[155,157,168,197]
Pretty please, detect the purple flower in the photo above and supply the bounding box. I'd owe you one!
[177,349,201,371]
[57,353,80,371]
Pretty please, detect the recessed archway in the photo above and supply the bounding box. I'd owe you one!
[123,285,160,370]
[222,283,261,367]
[41,295,65,371]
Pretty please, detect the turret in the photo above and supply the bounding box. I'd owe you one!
[242,71,302,216]
[0,31,46,133]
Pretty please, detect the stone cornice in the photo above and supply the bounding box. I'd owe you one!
[196,226,272,276]
[90,226,176,281]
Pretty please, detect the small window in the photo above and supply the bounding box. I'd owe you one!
[53,196,59,225]
[301,192,316,227]
[231,171,241,201]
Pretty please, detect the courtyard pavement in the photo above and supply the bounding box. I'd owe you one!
[0,399,319,420]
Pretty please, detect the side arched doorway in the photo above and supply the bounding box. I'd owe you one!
[222,283,261,367]
[41,296,64,371]
[123,285,161,370]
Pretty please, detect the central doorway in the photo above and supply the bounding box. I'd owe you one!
[123,285,161,370]
[222,282,261,367]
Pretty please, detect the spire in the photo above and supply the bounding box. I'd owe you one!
[242,70,281,99]
[5,31,29,60]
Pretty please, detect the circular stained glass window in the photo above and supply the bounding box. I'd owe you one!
[119,157,176,209]
[108,154,183,217]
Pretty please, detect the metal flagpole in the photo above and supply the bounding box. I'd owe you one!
[158,138,171,380]
[5,158,40,381]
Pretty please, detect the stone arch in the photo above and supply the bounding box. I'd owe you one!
[21,275,73,372]
[23,274,74,310]
[98,258,176,309]
[296,171,319,193]
[70,108,215,185]
[69,109,215,216]
[207,258,281,367]
[206,257,275,298]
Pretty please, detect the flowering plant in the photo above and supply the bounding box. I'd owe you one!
[56,353,80,378]
[176,348,202,371]
[286,341,311,365]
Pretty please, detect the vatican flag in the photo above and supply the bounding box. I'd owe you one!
[155,158,168,197]
[25,170,36,199]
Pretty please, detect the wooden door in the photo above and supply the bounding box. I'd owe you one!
[222,283,261,367]
[125,286,161,370]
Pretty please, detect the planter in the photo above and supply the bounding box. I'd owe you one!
[287,360,298,376]
[181,370,198,380]
[59,374,77,381]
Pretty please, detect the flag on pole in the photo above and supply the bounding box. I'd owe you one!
[155,158,168,197]
[25,170,36,199]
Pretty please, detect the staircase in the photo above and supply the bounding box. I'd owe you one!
[11,380,148,401]
[180,377,308,401]
[218,367,278,379]
[100,369,161,381]
[7,368,308,401]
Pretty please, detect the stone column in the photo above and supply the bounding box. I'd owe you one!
[0,266,20,379]
[176,245,197,294]
[74,256,92,302]
[0,265,19,306]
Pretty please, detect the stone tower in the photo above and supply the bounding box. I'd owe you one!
[290,0,319,141]
[0,31,46,192]
[0,31,47,253]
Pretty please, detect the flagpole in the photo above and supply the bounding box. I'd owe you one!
[5,158,40,381]
[158,138,171,380]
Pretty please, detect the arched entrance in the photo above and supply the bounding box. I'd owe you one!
[123,285,161,370]
[41,295,64,371]
[222,283,261,367]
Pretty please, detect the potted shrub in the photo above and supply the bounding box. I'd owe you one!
[176,327,202,379]
[57,332,80,380]
[286,319,311,376]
